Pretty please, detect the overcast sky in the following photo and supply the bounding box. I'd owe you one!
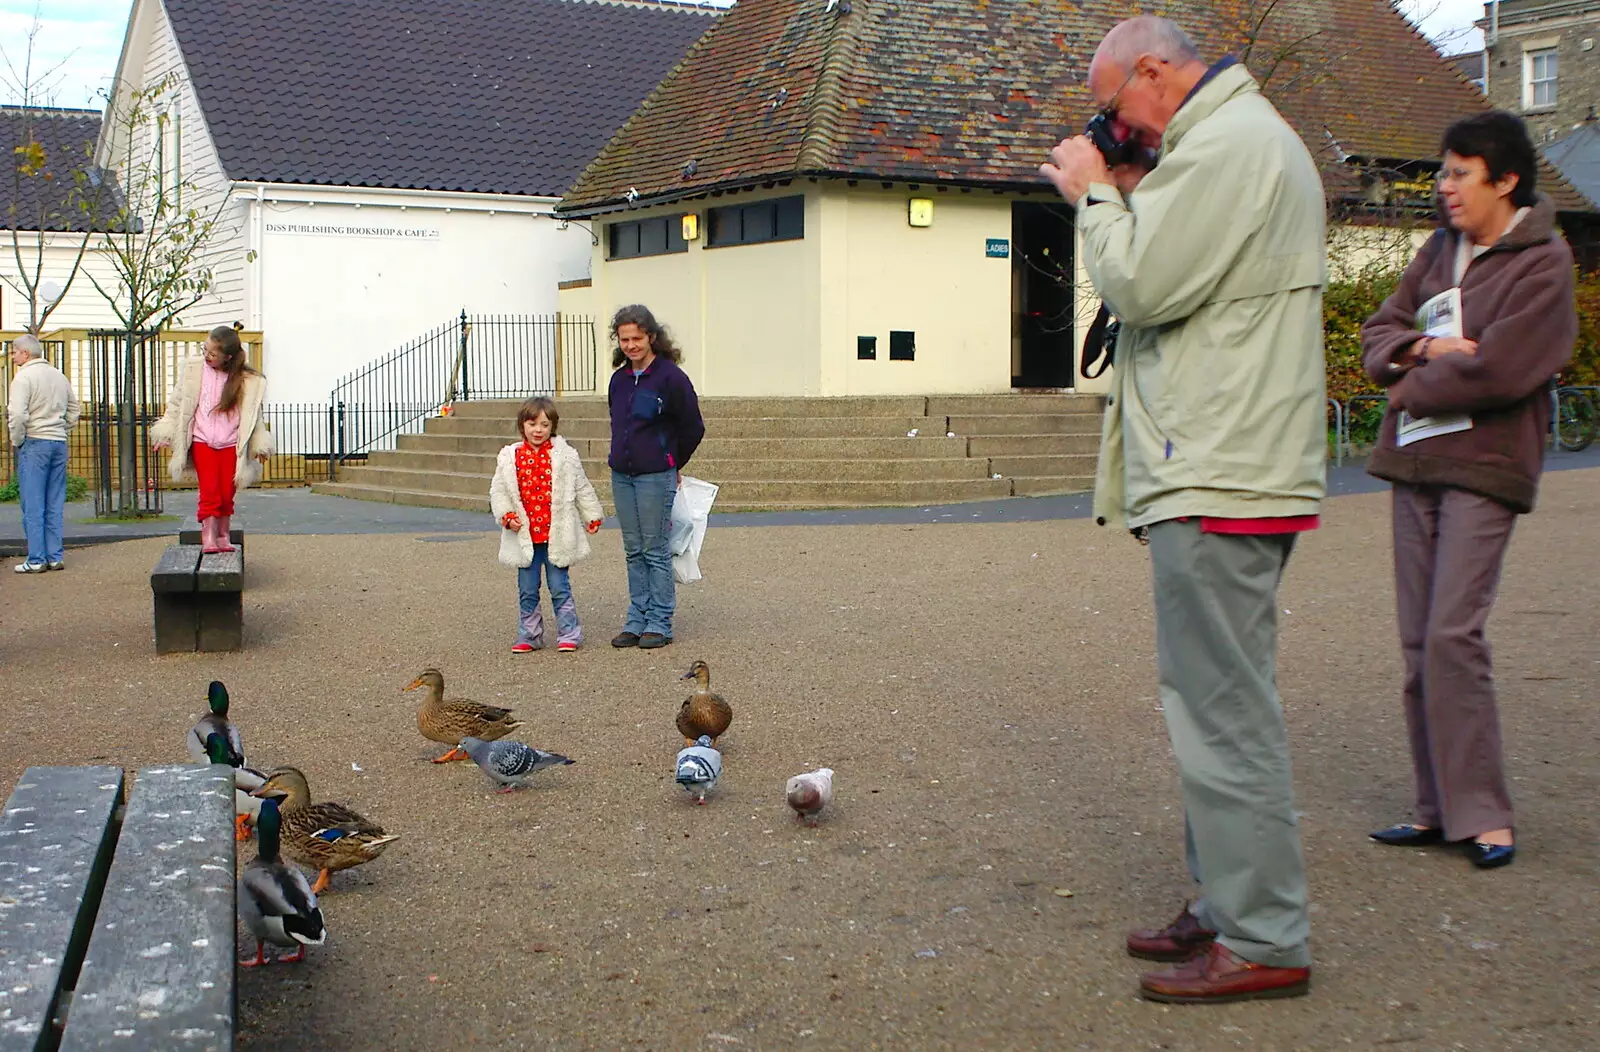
[0,0,1486,112]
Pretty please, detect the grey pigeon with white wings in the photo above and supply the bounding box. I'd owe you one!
[459,736,575,793]
[675,735,722,804]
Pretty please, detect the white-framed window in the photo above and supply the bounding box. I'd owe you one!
[1525,48,1558,109]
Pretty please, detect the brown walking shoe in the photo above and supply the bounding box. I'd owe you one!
[1139,941,1310,1004]
[1126,904,1217,962]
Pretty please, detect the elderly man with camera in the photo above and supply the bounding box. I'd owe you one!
[1039,16,1327,1004]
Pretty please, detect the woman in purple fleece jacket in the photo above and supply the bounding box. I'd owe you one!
[605,305,705,650]
[1360,111,1576,870]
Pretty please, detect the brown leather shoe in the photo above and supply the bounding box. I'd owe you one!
[1126,904,1217,961]
[1139,942,1310,1004]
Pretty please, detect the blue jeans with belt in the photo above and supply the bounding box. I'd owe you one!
[17,438,68,565]
[610,469,676,636]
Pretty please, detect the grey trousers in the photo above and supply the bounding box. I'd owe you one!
[1391,483,1517,841]
[1148,519,1310,969]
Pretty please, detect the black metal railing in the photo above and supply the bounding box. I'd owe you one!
[88,328,165,517]
[327,311,597,476]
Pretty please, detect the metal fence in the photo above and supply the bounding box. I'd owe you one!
[86,329,165,516]
[327,311,597,475]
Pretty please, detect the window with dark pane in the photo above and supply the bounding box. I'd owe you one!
[608,215,688,260]
[707,195,805,247]
[857,336,877,360]
[889,330,915,361]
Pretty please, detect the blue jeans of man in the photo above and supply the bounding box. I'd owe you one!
[611,469,676,636]
[17,438,67,565]
[517,543,580,647]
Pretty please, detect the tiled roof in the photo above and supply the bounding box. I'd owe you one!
[163,0,718,197]
[1545,122,1600,210]
[559,0,1592,214]
[0,107,123,232]
[1447,50,1486,84]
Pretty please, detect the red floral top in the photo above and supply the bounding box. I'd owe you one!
[504,440,552,543]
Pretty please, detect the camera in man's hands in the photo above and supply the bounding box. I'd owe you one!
[1084,112,1157,170]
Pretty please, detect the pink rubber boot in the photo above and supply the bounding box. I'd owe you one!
[200,517,222,554]
[215,514,237,553]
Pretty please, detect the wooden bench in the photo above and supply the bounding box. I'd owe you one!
[0,765,235,1052]
[151,546,245,654]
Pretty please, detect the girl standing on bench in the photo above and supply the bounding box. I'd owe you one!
[151,325,274,554]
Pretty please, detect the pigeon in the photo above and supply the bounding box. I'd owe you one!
[676,735,722,804]
[786,768,834,825]
[459,736,575,793]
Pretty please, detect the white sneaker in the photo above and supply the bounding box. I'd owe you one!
[46,561,64,571]
[13,561,47,574]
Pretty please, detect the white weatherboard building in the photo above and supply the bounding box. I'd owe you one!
[101,0,718,403]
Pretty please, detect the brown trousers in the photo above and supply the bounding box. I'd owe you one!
[1391,483,1518,841]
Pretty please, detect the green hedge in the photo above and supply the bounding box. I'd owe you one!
[1324,265,1600,446]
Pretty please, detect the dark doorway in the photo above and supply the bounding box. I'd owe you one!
[1011,201,1076,388]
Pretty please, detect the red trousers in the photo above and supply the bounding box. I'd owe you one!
[191,443,237,518]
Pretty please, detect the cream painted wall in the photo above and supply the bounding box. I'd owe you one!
[825,186,1014,395]
[566,183,1438,400]
[566,186,821,397]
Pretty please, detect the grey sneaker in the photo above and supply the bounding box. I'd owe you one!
[46,561,64,571]
[13,561,47,574]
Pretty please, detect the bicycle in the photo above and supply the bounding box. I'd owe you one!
[1555,385,1597,452]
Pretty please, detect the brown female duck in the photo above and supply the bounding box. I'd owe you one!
[250,767,399,894]
[677,660,733,746]
[405,667,521,762]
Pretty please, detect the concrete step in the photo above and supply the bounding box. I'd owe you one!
[1010,476,1095,496]
[947,414,1102,436]
[428,415,942,440]
[928,393,1102,415]
[326,467,1012,506]
[400,432,975,460]
[369,449,994,483]
[443,394,940,420]
[986,454,1101,478]
[968,434,1102,456]
[313,481,1042,516]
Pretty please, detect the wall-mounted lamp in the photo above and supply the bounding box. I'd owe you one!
[908,198,934,227]
[682,213,700,241]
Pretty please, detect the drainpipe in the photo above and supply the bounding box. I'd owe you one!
[1486,0,1499,97]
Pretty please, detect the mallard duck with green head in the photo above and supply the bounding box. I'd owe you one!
[186,681,261,840]
[239,797,326,966]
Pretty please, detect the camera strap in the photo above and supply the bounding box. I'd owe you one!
[1080,303,1119,380]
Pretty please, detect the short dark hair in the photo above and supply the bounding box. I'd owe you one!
[1441,111,1538,207]
[516,396,558,436]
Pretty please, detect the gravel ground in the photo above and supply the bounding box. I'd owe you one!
[1,470,1597,1051]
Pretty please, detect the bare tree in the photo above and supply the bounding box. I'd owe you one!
[86,72,243,514]
[0,9,112,335]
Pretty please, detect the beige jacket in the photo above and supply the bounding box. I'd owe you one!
[8,358,81,445]
[150,357,275,487]
[489,436,604,569]
[1077,63,1327,529]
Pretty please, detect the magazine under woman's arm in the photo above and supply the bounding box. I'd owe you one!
[1396,287,1473,447]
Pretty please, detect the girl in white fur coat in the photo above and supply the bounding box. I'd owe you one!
[150,325,274,553]
[488,397,604,653]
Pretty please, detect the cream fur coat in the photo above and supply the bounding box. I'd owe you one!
[489,436,604,569]
[150,357,274,487]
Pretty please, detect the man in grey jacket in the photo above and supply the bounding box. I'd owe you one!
[8,335,81,572]
[1040,16,1325,1004]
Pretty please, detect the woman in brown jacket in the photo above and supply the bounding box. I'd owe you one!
[1359,111,1576,869]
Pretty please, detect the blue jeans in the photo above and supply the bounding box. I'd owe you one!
[517,543,581,647]
[17,438,67,565]
[611,469,676,636]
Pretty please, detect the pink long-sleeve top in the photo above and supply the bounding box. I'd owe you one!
[192,363,241,449]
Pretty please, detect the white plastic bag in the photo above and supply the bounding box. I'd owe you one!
[670,475,718,584]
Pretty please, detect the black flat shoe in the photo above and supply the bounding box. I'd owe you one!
[611,632,640,648]
[1466,841,1516,869]
[1370,823,1445,847]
